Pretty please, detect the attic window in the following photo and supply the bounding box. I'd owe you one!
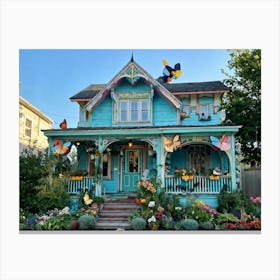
[119,100,150,123]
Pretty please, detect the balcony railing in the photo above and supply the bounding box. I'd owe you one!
[164,175,231,194]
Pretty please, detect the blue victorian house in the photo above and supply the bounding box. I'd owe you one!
[43,57,241,208]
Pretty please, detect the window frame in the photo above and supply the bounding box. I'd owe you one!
[24,116,32,138]
[88,152,112,180]
[118,99,150,123]
[199,104,210,120]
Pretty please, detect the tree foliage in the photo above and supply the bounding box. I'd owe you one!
[222,49,261,166]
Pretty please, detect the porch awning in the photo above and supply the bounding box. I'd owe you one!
[43,125,241,140]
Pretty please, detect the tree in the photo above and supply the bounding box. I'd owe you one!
[222,49,261,166]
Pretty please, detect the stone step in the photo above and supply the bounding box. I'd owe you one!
[102,204,137,210]
[105,199,136,204]
[95,220,131,230]
[98,217,129,221]
[99,211,132,218]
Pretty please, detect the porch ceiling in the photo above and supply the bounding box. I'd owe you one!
[43,125,241,139]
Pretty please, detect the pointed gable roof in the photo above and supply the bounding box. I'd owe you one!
[85,59,182,112]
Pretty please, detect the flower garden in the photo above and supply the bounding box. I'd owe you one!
[20,149,261,231]
[128,177,261,231]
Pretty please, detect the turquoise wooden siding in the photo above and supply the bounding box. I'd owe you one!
[77,145,87,171]
[103,153,118,193]
[115,79,150,93]
[181,96,221,126]
[91,97,112,127]
[153,93,178,126]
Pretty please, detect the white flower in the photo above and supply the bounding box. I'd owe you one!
[148,216,156,223]
[175,207,182,211]
[148,201,155,208]
[61,207,70,215]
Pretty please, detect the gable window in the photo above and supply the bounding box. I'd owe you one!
[119,100,150,123]
[25,117,32,138]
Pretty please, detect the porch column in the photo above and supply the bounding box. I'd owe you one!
[47,136,53,156]
[95,136,104,197]
[156,137,165,190]
[230,134,237,191]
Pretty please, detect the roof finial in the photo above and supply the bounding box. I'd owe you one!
[131,52,134,62]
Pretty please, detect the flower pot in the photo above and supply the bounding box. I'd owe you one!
[209,175,219,180]
[182,175,194,181]
[71,176,83,180]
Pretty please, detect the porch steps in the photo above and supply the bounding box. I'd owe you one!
[95,198,138,230]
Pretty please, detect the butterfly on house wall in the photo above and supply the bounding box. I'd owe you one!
[53,139,71,156]
[59,119,67,129]
[210,134,231,151]
[161,59,182,83]
[163,135,182,153]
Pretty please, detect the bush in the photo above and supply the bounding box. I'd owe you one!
[175,219,198,230]
[199,221,214,230]
[78,214,96,230]
[92,196,105,206]
[36,177,71,213]
[130,217,147,230]
[216,213,240,224]
[20,149,48,213]
[217,190,242,213]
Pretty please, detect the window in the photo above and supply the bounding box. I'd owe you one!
[25,117,32,138]
[182,104,189,116]
[89,152,112,179]
[188,145,210,175]
[128,150,139,173]
[199,104,210,120]
[119,100,150,123]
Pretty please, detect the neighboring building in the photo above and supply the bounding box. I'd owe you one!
[43,57,241,208]
[19,96,53,153]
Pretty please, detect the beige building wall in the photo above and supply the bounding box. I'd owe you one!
[19,96,53,152]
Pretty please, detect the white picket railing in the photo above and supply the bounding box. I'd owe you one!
[67,177,96,194]
[164,175,231,194]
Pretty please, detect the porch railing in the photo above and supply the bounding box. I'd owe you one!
[164,175,231,194]
[67,177,96,195]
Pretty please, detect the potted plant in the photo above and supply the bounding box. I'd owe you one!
[70,169,87,180]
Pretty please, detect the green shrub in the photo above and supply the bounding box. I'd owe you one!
[175,219,198,230]
[199,221,214,230]
[78,214,96,230]
[36,177,71,213]
[216,213,240,224]
[130,217,147,230]
[92,196,105,206]
[217,190,242,213]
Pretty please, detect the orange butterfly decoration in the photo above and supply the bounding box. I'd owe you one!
[53,139,71,156]
[163,135,182,152]
[59,119,67,129]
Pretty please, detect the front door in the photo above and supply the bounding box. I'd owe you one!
[122,149,142,191]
